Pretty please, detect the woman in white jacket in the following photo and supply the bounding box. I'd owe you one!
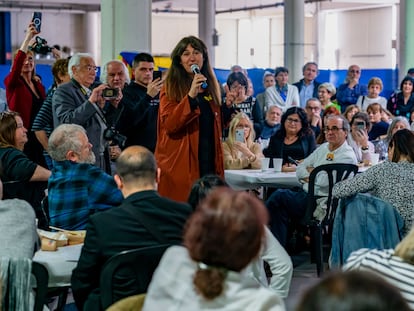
[265,67,299,112]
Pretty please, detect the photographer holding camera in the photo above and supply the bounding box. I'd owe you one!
[4,20,47,168]
[52,53,121,174]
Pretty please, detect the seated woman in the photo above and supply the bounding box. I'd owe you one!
[264,107,316,172]
[143,188,285,310]
[223,112,263,169]
[387,75,414,121]
[366,103,389,141]
[347,112,375,164]
[0,111,51,228]
[342,104,360,123]
[375,116,410,161]
[333,129,414,235]
[343,227,414,310]
[187,175,293,299]
[318,82,337,110]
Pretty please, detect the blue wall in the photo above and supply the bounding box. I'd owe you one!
[1,64,399,99]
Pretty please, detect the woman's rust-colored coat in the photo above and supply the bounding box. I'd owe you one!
[155,88,224,202]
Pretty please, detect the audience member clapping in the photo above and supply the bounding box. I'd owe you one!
[223,112,263,169]
[143,188,286,310]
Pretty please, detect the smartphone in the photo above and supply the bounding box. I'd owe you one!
[356,121,365,130]
[153,70,162,80]
[235,129,244,142]
[32,12,42,33]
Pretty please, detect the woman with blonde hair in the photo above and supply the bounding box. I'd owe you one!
[222,112,263,169]
[143,188,285,310]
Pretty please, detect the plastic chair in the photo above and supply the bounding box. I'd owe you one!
[302,163,358,277]
[32,262,49,311]
[99,244,170,310]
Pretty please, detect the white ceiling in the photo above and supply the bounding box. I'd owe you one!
[0,0,399,13]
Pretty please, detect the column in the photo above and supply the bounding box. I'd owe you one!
[398,0,414,80]
[101,0,151,66]
[198,0,216,66]
[284,0,304,83]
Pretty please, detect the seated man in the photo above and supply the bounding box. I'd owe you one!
[305,98,322,138]
[260,105,282,140]
[266,115,357,248]
[47,124,123,230]
[71,146,192,311]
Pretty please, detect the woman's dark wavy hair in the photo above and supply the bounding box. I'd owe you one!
[0,111,19,148]
[184,187,268,300]
[389,128,414,163]
[275,106,313,139]
[400,75,414,92]
[165,36,221,106]
[296,270,411,311]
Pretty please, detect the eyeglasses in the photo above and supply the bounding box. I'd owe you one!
[306,106,320,111]
[81,65,98,73]
[324,126,344,133]
[286,118,301,124]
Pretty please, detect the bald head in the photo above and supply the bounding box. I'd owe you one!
[115,146,157,185]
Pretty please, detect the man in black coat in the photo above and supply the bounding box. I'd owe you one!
[71,146,192,311]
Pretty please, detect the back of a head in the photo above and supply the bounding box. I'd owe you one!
[184,188,268,300]
[48,124,86,161]
[115,146,157,185]
[389,128,414,163]
[187,175,228,210]
[296,270,411,311]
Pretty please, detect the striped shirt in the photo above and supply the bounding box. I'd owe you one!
[344,248,414,309]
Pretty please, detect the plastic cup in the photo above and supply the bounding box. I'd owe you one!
[261,158,271,171]
[370,153,380,165]
[273,158,283,172]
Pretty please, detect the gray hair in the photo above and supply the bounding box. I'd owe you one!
[48,124,86,161]
[318,82,336,96]
[68,53,94,78]
[302,62,318,73]
[100,59,130,85]
[386,117,411,142]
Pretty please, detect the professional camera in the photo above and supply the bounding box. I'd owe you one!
[103,127,127,149]
[29,36,52,55]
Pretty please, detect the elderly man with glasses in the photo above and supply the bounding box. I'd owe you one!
[336,65,368,113]
[265,114,357,249]
[52,53,120,174]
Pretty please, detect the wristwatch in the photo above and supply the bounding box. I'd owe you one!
[361,146,369,153]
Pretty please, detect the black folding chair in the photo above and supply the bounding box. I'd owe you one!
[302,163,358,276]
[99,244,170,310]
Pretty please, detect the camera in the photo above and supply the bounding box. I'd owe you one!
[29,36,52,55]
[102,88,119,100]
[103,127,127,149]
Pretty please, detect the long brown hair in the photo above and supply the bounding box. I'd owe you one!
[165,36,221,106]
[389,129,414,163]
[0,111,20,148]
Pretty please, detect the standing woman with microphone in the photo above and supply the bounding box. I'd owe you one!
[155,36,224,202]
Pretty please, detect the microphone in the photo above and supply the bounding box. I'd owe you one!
[190,64,208,89]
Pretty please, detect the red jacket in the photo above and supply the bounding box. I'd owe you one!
[4,50,46,128]
[155,87,224,202]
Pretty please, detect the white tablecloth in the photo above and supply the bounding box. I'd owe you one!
[33,244,83,287]
[225,169,302,190]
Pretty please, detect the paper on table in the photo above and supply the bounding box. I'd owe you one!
[34,244,83,262]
